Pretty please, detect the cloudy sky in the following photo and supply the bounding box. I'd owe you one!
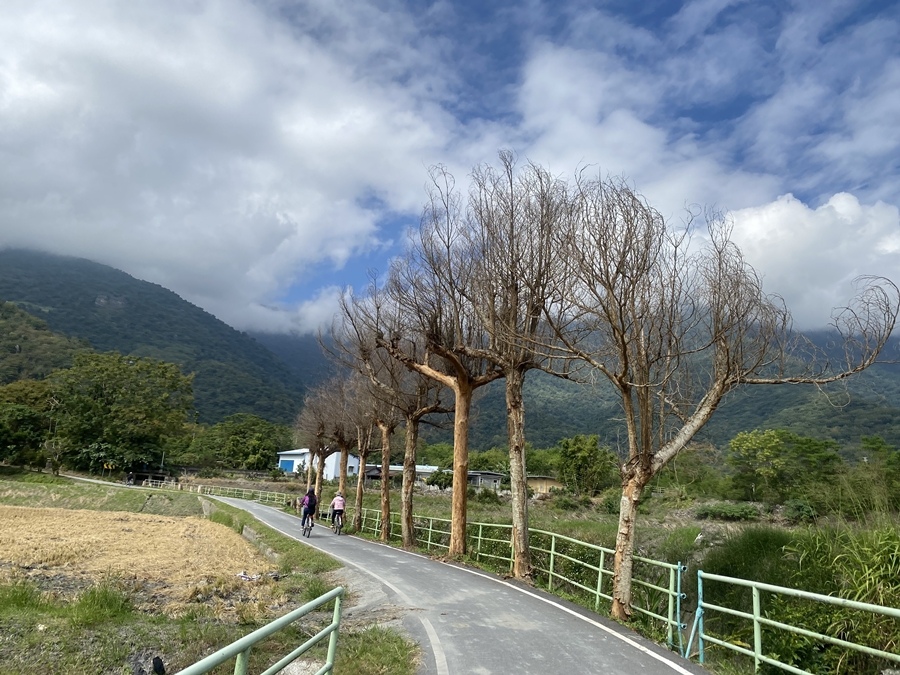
[1,0,898,333]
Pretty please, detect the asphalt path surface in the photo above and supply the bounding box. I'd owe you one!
[215,497,710,675]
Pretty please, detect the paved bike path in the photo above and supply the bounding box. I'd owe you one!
[216,497,709,675]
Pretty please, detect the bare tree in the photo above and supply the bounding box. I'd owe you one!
[540,174,899,619]
[294,382,340,512]
[376,167,504,556]
[458,152,574,578]
[333,288,451,547]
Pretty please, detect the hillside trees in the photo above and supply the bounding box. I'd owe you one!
[556,435,619,496]
[180,413,292,470]
[536,175,899,620]
[50,352,194,472]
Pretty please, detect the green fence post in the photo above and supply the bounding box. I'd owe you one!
[233,648,250,675]
[549,535,556,592]
[325,592,344,672]
[753,586,762,672]
[595,549,606,612]
[477,524,483,561]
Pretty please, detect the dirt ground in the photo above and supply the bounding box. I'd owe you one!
[0,505,282,619]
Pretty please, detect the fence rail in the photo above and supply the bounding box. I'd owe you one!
[177,586,344,675]
[687,571,900,674]
[357,507,686,654]
[187,483,292,506]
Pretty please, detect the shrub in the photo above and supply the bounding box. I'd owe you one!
[782,499,816,524]
[695,502,759,521]
[474,489,502,505]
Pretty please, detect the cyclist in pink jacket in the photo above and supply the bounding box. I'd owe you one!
[329,492,345,527]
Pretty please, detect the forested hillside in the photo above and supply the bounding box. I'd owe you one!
[2,248,898,450]
[0,249,307,424]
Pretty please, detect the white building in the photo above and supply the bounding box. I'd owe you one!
[277,449,360,481]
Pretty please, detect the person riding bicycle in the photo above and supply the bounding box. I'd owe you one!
[300,488,317,528]
[329,491,345,527]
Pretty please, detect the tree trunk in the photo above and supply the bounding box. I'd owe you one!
[305,453,314,491]
[401,417,419,548]
[339,445,349,496]
[449,381,473,556]
[611,473,648,620]
[506,367,532,579]
[354,447,368,532]
[378,422,392,542]
[313,450,324,518]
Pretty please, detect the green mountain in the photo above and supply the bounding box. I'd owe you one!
[2,247,897,452]
[0,249,309,424]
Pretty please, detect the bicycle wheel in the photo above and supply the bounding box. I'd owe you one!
[335,515,342,535]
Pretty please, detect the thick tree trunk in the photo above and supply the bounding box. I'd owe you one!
[353,447,368,532]
[305,453,314,491]
[313,450,324,518]
[339,445,348,496]
[611,473,648,620]
[449,382,473,556]
[506,368,532,579]
[378,422,392,542]
[401,418,418,548]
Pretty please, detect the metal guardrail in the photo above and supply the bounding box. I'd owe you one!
[686,571,900,673]
[177,586,344,675]
[188,484,292,506]
[357,507,687,654]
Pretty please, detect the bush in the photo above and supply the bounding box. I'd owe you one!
[695,502,760,521]
[598,487,620,515]
[474,489,502,505]
[782,499,816,524]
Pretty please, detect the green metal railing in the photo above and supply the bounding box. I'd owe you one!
[687,571,900,673]
[177,586,344,675]
[357,507,687,654]
[190,484,292,506]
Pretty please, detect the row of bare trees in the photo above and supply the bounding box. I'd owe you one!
[295,152,898,620]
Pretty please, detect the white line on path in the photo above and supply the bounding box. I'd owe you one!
[240,503,694,675]
[260,515,450,675]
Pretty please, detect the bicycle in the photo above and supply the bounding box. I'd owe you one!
[302,515,314,538]
[331,511,343,535]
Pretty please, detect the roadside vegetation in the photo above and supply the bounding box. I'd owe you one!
[0,467,417,675]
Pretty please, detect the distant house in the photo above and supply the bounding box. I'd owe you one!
[277,449,360,481]
[364,464,441,483]
[467,471,505,490]
[527,475,564,494]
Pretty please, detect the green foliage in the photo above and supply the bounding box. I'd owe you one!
[473,488,502,505]
[418,442,454,467]
[652,444,730,499]
[179,413,292,470]
[695,502,760,521]
[425,468,453,490]
[469,447,508,472]
[782,499,816,523]
[0,249,311,425]
[0,301,87,385]
[70,582,133,627]
[50,352,193,472]
[555,434,619,496]
[761,525,900,674]
[525,445,559,477]
[727,429,843,505]
[0,580,45,612]
[699,527,796,636]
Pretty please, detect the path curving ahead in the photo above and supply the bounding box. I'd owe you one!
[215,497,710,675]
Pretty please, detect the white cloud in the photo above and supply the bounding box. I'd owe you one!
[0,0,898,337]
[729,193,900,329]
